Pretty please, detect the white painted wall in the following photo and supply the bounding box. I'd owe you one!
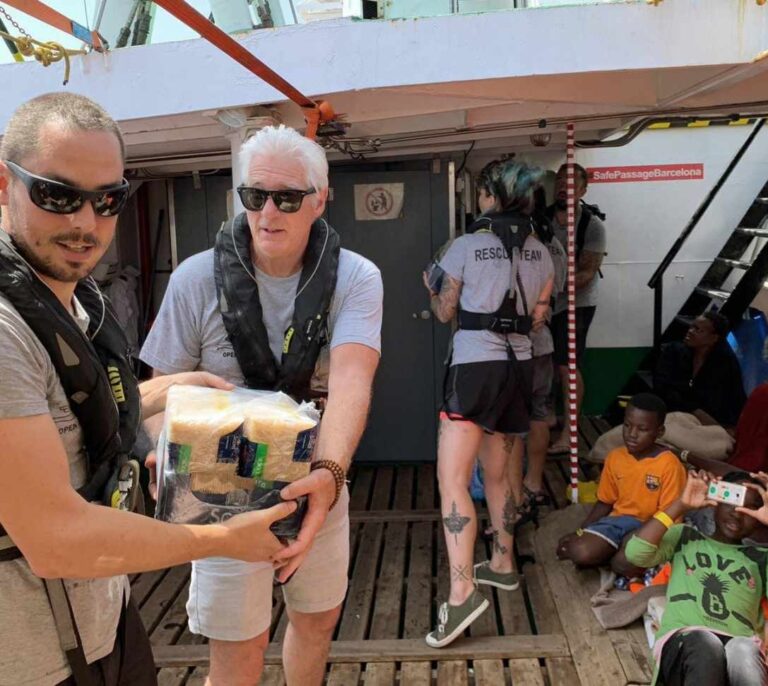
[543,125,768,350]
[0,0,765,130]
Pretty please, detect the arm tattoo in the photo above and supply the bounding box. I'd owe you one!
[451,565,471,582]
[492,529,509,556]
[443,501,472,544]
[430,275,461,323]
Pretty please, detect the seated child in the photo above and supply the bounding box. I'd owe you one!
[556,393,687,577]
[625,469,768,686]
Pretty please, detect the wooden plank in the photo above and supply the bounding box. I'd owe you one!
[610,634,653,685]
[403,522,433,638]
[533,511,628,686]
[473,659,506,686]
[327,663,362,686]
[415,463,435,509]
[368,521,407,640]
[153,634,570,667]
[543,461,569,510]
[185,668,207,686]
[149,580,190,646]
[157,666,192,686]
[546,657,581,686]
[349,468,374,511]
[400,662,432,686]
[261,664,286,686]
[337,522,384,640]
[393,465,415,510]
[131,568,167,607]
[363,662,396,686]
[139,564,190,635]
[370,466,394,510]
[437,660,468,686]
[329,520,385,685]
[508,659,545,686]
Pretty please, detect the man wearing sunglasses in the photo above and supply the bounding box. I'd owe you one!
[140,125,383,685]
[0,93,301,686]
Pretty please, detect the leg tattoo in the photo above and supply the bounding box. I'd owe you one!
[443,501,471,545]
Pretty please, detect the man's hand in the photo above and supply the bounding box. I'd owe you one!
[272,468,337,582]
[145,450,158,500]
[140,371,235,418]
[678,470,717,511]
[532,303,549,332]
[219,501,296,563]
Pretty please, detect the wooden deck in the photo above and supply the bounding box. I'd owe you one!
[137,417,655,685]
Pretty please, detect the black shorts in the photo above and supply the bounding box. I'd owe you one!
[442,359,534,435]
[57,594,157,686]
[552,306,596,367]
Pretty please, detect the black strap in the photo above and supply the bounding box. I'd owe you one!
[43,579,97,686]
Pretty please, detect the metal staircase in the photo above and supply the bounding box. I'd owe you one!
[662,186,768,344]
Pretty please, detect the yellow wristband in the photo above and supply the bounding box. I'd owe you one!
[653,511,674,529]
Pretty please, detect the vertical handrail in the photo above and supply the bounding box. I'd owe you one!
[647,118,766,350]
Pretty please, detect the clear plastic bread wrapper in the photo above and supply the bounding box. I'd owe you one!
[155,386,319,539]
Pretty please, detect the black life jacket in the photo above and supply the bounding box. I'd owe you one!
[214,212,340,402]
[458,209,534,335]
[0,232,141,510]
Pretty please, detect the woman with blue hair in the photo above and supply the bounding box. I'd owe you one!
[423,158,554,647]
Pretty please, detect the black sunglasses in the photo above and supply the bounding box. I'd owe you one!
[237,186,316,213]
[4,160,130,217]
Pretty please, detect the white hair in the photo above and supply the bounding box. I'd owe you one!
[239,125,329,192]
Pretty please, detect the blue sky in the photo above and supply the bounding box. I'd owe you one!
[0,0,212,63]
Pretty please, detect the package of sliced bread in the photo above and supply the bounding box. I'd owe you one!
[155,386,319,538]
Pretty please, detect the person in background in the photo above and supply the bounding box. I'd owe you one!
[548,163,606,454]
[557,394,686,581]
[654,312,746,429]
[423,159,553,648]
[625,469,768,686]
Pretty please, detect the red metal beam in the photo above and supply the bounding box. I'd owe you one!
[153,0,314,108]
[1,0,104,50]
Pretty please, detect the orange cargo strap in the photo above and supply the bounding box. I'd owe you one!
[0,0,104,50]
[151,0,335,139]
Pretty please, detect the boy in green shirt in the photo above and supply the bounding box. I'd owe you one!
[625,469,768,686]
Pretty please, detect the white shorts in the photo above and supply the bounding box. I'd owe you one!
[187,487,350,641]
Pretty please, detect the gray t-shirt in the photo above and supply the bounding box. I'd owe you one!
[0,294,127,686]
[530,234,567,358]
[439,232,554,365]
[552,206,606,313]
[140,247,383,388]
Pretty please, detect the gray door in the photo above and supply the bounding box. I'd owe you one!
[327,166,451,463]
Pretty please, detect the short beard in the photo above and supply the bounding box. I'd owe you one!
[10,230,94,283]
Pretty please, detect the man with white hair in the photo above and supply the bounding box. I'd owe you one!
[141,125,383,684]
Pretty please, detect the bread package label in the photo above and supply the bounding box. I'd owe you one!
[156,387,319,537]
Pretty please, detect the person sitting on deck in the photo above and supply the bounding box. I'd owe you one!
[624,469,768,686]
[556,393,687,578]
[654,311,746,429]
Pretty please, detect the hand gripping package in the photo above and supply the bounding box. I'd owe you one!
[155,386,320,538]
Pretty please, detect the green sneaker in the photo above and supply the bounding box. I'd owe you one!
[474,561,520,591]
[425,589,489,648]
